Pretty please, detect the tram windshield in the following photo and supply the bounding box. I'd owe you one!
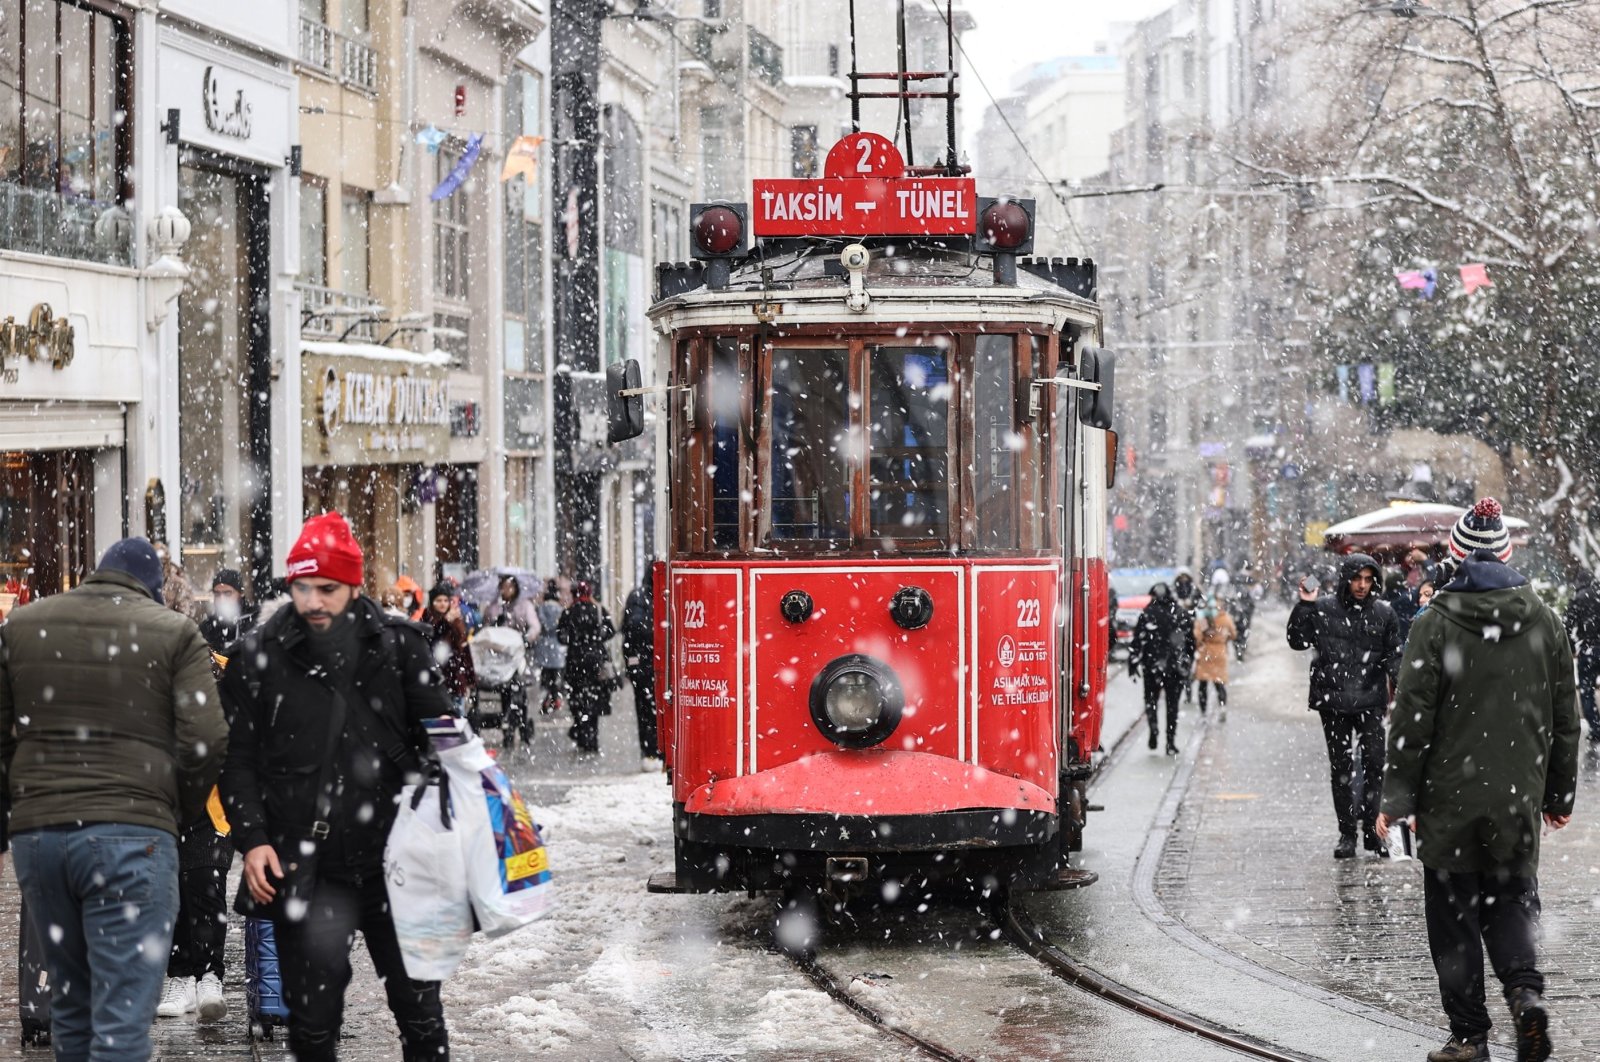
[675,329,1058,556]
[769,347,852,542]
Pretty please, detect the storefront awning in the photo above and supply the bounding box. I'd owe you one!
[300,339,453,367]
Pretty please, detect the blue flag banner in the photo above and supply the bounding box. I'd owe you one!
[430,133,484,202]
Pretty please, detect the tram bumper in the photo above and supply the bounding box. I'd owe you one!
[660,751,1062,894]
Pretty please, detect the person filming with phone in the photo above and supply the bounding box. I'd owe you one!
[1287,552,1402,860]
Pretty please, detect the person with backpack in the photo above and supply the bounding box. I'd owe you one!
[557,581,617,756]
[1129,582,1196,755]
[531,580,568,715]
[219,512,454,1061]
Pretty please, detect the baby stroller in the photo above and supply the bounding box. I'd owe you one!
[468,626,534,750]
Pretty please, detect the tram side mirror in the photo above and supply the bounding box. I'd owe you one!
[607,359,644,443]
[1078,347,1115,430]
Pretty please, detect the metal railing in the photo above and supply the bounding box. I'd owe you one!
[785,43,841,79]
[299,16,334,72]
[340,33,377,93]
[0,181,132,267]
[748,26,784,86]
[299,17,378,94]
[297,282,383,343]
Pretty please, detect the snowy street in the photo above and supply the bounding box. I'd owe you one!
[4,608,1594,1059]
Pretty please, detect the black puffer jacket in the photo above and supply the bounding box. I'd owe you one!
[557,598,616,689]
[1563,575,1600,658]
[219,596,452,879]
[1130,585,1196,681]
[1287,553,1402,715]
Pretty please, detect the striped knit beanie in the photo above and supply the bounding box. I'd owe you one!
[1448,498,1512,562]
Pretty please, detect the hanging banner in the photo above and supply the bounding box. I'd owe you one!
[430,133,484,201]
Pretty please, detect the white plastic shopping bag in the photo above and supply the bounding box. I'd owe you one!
[437,726,554,937]
[384,777,474,980]
[1386,819,1416,862]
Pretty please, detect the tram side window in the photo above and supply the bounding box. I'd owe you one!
[709,337,741,548]
[973,334,1018,548]
[869,347,950,541]
[769,348,852,542]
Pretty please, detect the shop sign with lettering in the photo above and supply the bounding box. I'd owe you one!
[303,353,449,465]
[0,304,75,375]
[752,132,976,238]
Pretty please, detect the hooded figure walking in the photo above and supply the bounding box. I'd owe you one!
[1378,500,1579,1062]
[1287,551,1402,858]
[1129,582,1196,755]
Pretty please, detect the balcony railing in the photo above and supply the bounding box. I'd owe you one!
[299,17,334,72]
[785,43,841,80]
[341,34,378,93]
[298,282,384,343]
[298,17,378,94]
[748,26,784,86]
[0,181,133,267]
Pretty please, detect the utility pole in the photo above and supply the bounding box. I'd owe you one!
[552,0,603,583]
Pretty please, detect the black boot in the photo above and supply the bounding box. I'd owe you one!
[1148,729,1158,750]
[1333,835,1357,859]
[1427,1035,1489,1062]
[1362,830,1389,858]
[1509,987,1551,1062]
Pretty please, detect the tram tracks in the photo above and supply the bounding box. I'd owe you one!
[785,688,1324,1062]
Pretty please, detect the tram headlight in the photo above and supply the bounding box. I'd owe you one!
[809,655,904,749]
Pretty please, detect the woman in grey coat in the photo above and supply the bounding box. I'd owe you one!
[531,579,568,714]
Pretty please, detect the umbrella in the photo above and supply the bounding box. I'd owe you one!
[1322,503,1529,562]
[459,567,545,609]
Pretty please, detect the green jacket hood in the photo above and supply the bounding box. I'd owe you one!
[1430,584,1544,643]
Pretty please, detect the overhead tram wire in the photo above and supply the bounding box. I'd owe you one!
[922,0,1091,253]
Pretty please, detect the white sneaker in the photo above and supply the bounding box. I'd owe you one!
[195,972,227,1024]
[156,976,196,1018]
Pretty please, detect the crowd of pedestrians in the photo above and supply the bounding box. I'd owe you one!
[0,511,665,1061]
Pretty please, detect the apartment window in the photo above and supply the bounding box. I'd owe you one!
[0,0,132,264]
[339,187,369,295]
[299,177,327,285]
[434,311,470,368]
[342,0,367,36]
[504,69,544,375]
[301,0,326,21]
[434,147,470,300]
[652,200,684,265]
[790,125,819,178]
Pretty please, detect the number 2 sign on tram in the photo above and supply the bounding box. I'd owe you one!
[751,132,977,238]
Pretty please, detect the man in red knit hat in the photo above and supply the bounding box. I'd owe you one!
[219,512,454,1061]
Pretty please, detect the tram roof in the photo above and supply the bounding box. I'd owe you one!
[648,244,1102,334]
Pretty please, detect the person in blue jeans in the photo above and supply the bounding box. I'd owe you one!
[0,538,228,1060]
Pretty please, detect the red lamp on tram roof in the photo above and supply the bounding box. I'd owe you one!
[974,197,1035,255]
[689,201,748,291]
[690,202,748,259]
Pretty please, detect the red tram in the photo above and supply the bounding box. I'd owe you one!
[610,132,1117,904]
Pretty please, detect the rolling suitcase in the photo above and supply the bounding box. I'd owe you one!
[18,901,51,1047]
[244,916,290,1040]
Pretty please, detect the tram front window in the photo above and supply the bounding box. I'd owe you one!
[869,347,950,541]
[769,348,851,542]
[973,334,1018,549]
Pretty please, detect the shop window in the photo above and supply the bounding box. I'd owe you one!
[299,178,327,286]
[767,347,850,543]
[974,334,1019,549]
[0,0,131,265]
[869,346,950,541]
[433,147,470,301]
[339,187,369,296]
[0,450,94,599]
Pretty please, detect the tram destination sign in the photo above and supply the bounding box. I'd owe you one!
[752,132,976,238]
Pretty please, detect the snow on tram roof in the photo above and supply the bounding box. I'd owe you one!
[648,245,1100,325]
